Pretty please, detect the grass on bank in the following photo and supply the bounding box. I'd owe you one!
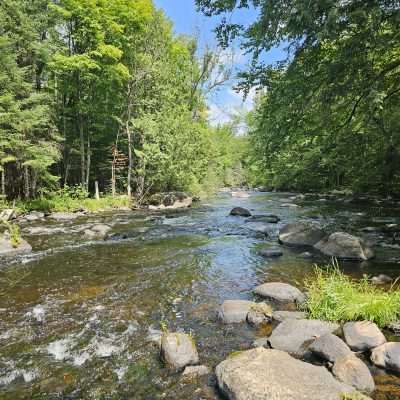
[304,266,400,328]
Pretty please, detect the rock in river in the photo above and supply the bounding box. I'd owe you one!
[84,224,111,240]
[309,333,352,363]
[218,300,256,324]
[272,310,306,322]
[332,354,375,393]
[160,332,199,370]
[278,221,326,247]
[216,348,366,400]
[268,319,339,356]
[343,321,386,351]
[0,237,32,257]
[254,282,305,304]
[230,207,251,217]
[246,303,273,326]
[371,342,400,372]
[258,248,283,258]
[314,232,374,260]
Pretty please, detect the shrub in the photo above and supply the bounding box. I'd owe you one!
[305,265,400,328]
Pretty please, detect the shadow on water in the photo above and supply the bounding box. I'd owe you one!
[1,192,400,399]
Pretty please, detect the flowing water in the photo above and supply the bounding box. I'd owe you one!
[1,191,400,399]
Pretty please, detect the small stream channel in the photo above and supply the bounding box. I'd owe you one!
[1,191,400,399]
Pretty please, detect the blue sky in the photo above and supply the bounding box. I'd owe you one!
[153,0,285,126]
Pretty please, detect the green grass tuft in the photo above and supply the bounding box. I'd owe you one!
[305,266,400,328]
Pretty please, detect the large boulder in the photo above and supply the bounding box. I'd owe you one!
[309,333,352,363]
[279,221,326,247]
[216,348,366,400]
[268,319,339,356]
[314,232,374,261]
[218,300,256,324]
[371,342,400,372]
[148,192,192,210]
[24,211,45,222]
[0,237,32,257]
[160,332,199,370]
[332,354,375,393]
[343,321,386,351]
[230,207,251,217]
[254,282,305,304]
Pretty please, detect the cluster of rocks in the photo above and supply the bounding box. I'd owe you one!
[212,281,400,399]
[154,279,400,399]
[230,206,375,261]
[147,192,193,210]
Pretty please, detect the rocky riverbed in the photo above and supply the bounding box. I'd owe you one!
[1,191,400,399]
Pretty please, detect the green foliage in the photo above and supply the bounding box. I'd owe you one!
[1,221,21,248]
[198,0,400,195]
[305,266,400,328]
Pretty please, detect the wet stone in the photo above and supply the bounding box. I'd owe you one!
[218,300,256,324]
[254,282,305,304]
[229,207,251,217]
[308,333,352,363]
[161,332,199,370]
[343,321,386,351]
[371,342,400,372]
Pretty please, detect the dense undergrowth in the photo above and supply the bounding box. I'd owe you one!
[305,266,400,328]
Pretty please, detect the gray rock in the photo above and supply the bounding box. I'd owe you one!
[309,333,352,363]
[268,319,339,356]
[258,248,283,258]
[314,232,374,261]
[246,303,273,327]
[160,332,199,370]
[0,209,15,221]
[49,212,82,221]
[300,251,313,259]
[371,274,392,285]
[279,221,326,247]
[272,310,307,322]
[254,282,305,304]
[332,354,375,393]
[24,211,45,221]
[218,300,256,324]
[216,348,364,400]
[247,215,280,223]
[252,337,269,348]
[0,237,32,257]
[146,327,163,347]
[84,224,111,240]
[246,222,269,236]
[371,342,400,372]
[230,207,251,217]
[182,365,210,377]
[343,321,386,351]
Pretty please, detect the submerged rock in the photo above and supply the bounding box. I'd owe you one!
[268,319,339,356]
[371,342,400,372]
[279,221,326,247]
[216,348,363,400]
[84,224,111,240]
[254,282,305,304]
[160,332,199,370]
[218,300,256,324]
[0,237,32,257]
[229,207,251,217]
[332,354,375,393]
[343,321,386,351]
[247,214,280,223]
[258,248,283,258]
[314,232,374,261]
[309,333,352,363]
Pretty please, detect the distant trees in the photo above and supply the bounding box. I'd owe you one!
[197,0,400,195]
[0,0,241,201]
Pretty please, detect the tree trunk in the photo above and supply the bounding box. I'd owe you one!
[95,181,100,200]
[79,116,85,187]
[111,156,116,197]
[24,165,30,200]
[86,133,91,192]
[1,169,5,196]
[127,121,132,199]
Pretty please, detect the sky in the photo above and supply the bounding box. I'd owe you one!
[153,0,286,127]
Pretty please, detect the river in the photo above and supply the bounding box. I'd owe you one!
[1,191,400,399]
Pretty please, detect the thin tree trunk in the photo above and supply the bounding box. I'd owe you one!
[24,165,30,200]
[127,121,132,199]
[79,116,85,187]
[95,181,100,200]
[1,169,5,196]
[86,133,91,192]
[111,157,116,197]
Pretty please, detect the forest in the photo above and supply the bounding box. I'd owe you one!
[0,0,248,206]
[198,0,400,195]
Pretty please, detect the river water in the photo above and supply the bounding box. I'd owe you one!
[1,191,400,399]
